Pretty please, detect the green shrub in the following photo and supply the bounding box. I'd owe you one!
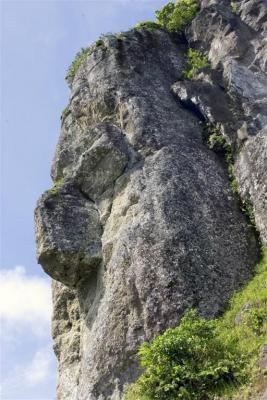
[183,48,210,79]
[96,39,104,47]
[47,178,64,197]
[125,251,267,400]
[201,123,233,161]
[134,21,162,30]
[208,129,232,158]
[66,47,91,82]
[155,0,199,33]
[127,310,245,400]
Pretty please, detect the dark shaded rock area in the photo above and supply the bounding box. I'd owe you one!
[35,0,266,398]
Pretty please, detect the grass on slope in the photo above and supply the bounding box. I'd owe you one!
[217,249,267,399]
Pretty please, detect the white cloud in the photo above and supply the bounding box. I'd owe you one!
[0,266,52,336]
[23,346,53,386]
[2,346,55,397]
[0,267,56,398]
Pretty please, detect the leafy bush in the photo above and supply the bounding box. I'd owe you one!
[207,128,232,158]
[66,47,91,82]
[183,48,210,79]
[126,310,245,400]
[134,21,162,30]
[155,0,199,33]
[126,251,267,400]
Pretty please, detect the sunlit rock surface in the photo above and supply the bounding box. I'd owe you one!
[35,0,266,398]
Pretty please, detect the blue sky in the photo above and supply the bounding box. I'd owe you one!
[1,1,166,398]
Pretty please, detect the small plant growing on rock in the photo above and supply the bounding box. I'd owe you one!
[66,47,91,83]
[96,39,104,47]
[202,124,257,229]
[228,164,239,193]
[203,124,257,228]
[207,127,232,158]
[134,21,162,30]
[183,48,210,79]
[231,1,238,14]
[61,105,71,121]
[201,123,233,161]
[155,0,199,33]
[47,178,64,197]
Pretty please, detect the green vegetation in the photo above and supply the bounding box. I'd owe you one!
[126,251,267,400]
[114,33,125,42]
[201,123,232,161]
[47,178,64,197]
[98,32,125,43]
[66,0,200,83]
[61,105,70,120]
[183,48,210,79]
[231,1,238,14]
[201,123,256,229]
[96,39,104,47]
[155,0,199,33]
[227,164,256,228]
[217,250,267,399]
[66,47,91,82]
[134,21,162,30]
[126,311,247,400]
[207,126,232,159]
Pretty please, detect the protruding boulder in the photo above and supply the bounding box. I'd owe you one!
[35,184,102,287]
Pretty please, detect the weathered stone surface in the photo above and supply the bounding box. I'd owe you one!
[35,184,102,287]
[34,1,266,399]
[181,0,267,246]
[52,281,81,398]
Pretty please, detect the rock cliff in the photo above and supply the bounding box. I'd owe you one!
[35,0,267,398]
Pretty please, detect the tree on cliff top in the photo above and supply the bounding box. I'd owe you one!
[155,0,199,33]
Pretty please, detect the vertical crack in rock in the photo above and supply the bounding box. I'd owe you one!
[34,4,267,398]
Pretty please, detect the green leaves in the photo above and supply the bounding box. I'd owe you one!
[134,21,162,30]
[155,0,199,33]
[66,47,91,83]
[207,127,232,157]
[127,310,246,399]
[126,251,267,400]
[47,178,64,197]
[183,48,210,79]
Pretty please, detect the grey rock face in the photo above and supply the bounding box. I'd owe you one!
[35,1,266,398]
[181,0,267,246]
[35,185,102,287]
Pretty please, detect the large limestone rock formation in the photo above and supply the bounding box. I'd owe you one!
[35,0,266,398]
